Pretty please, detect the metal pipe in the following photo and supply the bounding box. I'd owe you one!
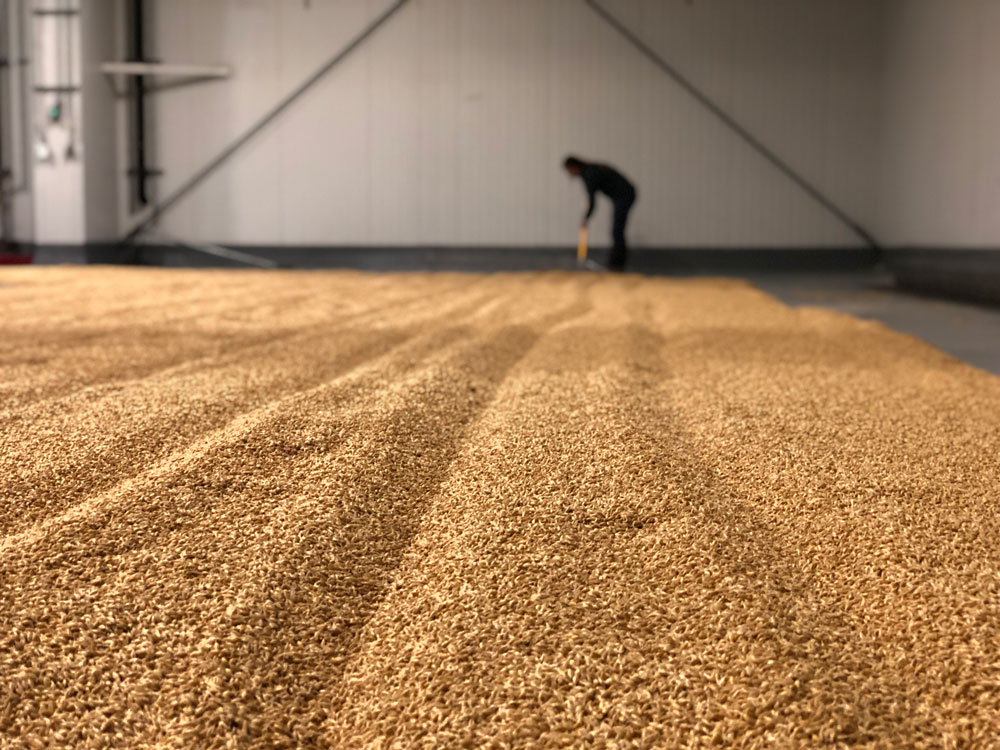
[131,0,149,206]
[144,228,280,269]
[584,0,880,251]
[33,84,80,93]
[1,0,8,181]
[63,0,78,160]
[0,0,11,247]
[101,62,231,77]
[124,0,412,242]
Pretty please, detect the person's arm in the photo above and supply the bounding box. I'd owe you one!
[583,186,596,226]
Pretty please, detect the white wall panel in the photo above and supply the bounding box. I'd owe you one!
[274,6,375,246]
[414,0,461,244]
[879,0,1000,247]
[120,0,885,248]
[31,0,86,244]
[369,0,422,244]
[454,0,555,246]
[978,2,1000,245]
[603,0,884,238]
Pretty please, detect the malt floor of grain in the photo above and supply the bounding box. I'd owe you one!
[2,268,998,748]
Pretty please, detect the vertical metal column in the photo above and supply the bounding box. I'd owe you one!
[0,0,10,247]
[130,0,150,208]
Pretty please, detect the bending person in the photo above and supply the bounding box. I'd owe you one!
[563,155,637,272]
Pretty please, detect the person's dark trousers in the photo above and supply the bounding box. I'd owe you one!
[609,189,636,272]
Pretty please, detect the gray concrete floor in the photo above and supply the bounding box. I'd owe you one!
[747,271,1000,377]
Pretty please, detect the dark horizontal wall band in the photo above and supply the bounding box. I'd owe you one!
[25,244,880,274]
[884,248,1000,307]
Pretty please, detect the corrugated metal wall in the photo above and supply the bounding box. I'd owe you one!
[129,0,885,248]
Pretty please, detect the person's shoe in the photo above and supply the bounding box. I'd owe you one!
[608,249,627,273]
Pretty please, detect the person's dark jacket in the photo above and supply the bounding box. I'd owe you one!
[580,163,636,221]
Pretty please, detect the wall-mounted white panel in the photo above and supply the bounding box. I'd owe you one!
[879,0,1000,247]
[978,2,1000,245]
[31,0,86,244]
[369,0,422,244]
[119,0,885,248]
[413,0,461,245]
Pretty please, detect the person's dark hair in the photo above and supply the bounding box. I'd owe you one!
[563,156,585,170]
